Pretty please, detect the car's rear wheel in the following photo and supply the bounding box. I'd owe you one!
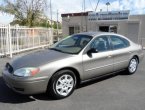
[48,70,76,99]
[126,57,138,75]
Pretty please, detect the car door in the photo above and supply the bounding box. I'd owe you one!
[82,35,114,80]
[109,35,131,71]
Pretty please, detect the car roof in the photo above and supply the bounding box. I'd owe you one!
[76,31,122,37]
[74,32,132,42]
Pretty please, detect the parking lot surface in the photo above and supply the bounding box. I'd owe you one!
[0,51,145,110]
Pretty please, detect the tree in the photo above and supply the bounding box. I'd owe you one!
[38,18,51,28]
[53,22,57,29]
[0,0,47,27]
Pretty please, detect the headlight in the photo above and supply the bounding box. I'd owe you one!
[14,67,40,77]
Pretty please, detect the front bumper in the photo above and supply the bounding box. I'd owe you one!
[2,69,49,95]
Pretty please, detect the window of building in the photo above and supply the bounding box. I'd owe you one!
[74,26,80,33]
[69,26,80,35]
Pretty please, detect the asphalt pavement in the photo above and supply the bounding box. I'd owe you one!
[0,51,145,110]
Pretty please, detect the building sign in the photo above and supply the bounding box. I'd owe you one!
[88,10,130,21]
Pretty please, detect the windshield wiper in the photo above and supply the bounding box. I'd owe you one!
[49,48,63,52]
[49,48,74,54]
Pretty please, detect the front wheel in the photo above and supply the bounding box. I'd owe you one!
[48,70,76,99]
[126,57,138,75]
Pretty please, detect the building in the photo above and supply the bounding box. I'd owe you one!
[61,10,145,46]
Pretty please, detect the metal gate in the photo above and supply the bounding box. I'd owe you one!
[0,24,53,58]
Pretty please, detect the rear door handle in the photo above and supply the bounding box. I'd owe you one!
[129,51,132,53]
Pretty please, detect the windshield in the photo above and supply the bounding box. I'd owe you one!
[50,34,92,54]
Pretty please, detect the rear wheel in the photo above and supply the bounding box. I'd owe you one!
[126,57,138,75]
[48,70,76,99]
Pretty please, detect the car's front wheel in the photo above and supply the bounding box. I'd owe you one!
[126,57,138,75]
[48,70,76,99]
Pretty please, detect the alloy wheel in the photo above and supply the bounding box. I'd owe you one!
[129,58,138,73]
[55,74,74,96]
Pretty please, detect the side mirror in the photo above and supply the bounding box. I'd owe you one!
[87,48,98,54]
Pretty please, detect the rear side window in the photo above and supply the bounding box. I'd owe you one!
[110,36,130,50]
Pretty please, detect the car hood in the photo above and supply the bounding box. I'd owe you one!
[10,49,73,70]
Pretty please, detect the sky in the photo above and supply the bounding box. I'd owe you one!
[0,0,145,24]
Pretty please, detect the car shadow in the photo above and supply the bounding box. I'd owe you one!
[0,76,58,103]
[0,76,36,104]
[0,71,129,103]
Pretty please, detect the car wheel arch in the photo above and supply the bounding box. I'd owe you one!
[130,55,139,63]
[133,55,139,63]
[47,67,81,91]
[125,55,139,75]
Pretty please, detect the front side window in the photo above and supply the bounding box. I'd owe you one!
[50,35,92,54]
[110,36,130,50]
[90,36,111,52]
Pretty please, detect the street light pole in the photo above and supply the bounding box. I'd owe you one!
[106,2,110,12]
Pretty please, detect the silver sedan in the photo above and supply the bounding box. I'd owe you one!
[2,32,144,99]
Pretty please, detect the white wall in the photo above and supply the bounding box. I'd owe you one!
[62,14,145,46]
[62,16,88,36]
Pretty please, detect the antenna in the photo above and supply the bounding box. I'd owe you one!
[119,0,121,10]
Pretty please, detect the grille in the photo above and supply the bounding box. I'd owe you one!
[6,63,14,73]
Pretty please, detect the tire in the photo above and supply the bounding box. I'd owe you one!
[126,57,138,75]
[48,70,76,99]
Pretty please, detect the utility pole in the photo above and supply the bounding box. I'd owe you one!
[50,0,53,44]
[83,0,87,32]
[84,0,85,12]
[57,10,59,36]
[50,0,52,28]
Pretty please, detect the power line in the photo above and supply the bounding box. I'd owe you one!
[130,8,145,11]
[95,0,100,11]
[89,0,95,11]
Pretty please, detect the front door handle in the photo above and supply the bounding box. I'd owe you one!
[108,55,112,58]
